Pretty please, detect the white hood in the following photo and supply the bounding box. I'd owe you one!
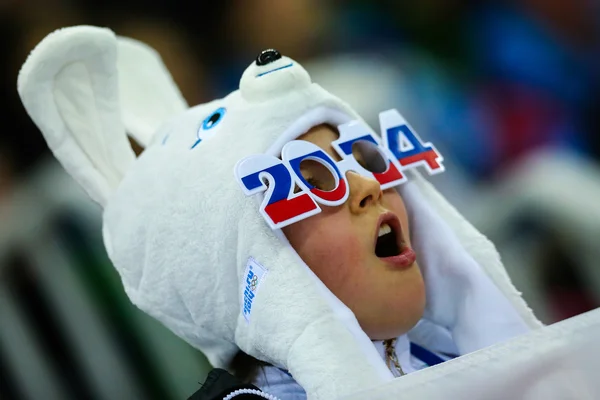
[18,26,540,399]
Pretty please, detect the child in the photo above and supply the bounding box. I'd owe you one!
[228,117,522,399]
[18,28,540,400]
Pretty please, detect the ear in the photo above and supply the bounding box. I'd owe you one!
[116,36,188,148]
[18,26,135,208]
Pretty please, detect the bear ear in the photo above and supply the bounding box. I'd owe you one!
[18,26,135,208]
[116,36,188,148]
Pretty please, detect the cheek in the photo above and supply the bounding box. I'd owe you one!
[283,213,364,290]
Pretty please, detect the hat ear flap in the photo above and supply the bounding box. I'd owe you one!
[116,36,188,148]
[18,26,135,208]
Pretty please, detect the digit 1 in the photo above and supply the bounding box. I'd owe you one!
[332,120,407,189]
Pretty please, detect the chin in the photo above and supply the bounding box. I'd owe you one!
[365,314,424,341]
[360,301,426,340]
[362,286,426,340]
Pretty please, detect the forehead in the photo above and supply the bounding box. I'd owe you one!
[297,124,341,161]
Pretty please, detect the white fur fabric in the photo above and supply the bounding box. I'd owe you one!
[18,26,541,400]
[17,26,135,207]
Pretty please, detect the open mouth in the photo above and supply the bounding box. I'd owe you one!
[373,212,416,268]
[374,213,403,258]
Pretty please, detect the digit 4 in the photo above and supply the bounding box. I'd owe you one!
[379,109,444,175]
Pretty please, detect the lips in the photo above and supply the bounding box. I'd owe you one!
[374,212,416,269]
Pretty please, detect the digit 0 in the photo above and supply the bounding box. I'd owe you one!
[282,140,349,206]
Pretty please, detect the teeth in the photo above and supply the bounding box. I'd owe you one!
[378,223,392,237]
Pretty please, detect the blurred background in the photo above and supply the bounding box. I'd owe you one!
[1,0,600,398]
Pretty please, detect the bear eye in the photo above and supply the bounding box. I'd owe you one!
[202,107,226,130]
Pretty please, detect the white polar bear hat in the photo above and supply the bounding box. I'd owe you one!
[18,26,541,399]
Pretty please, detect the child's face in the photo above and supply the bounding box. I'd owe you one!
[283,125,426,340]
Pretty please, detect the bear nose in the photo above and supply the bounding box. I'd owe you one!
[240,50,311,102]
[255,49,282,66]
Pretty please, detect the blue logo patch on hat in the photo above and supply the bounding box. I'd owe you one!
[242,257,268,322]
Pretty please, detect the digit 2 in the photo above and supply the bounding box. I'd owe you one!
[235,154,321,229]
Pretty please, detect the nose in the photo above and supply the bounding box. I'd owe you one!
[346,171,382,214]
[256,49,282,66]
[239,49,311,102]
